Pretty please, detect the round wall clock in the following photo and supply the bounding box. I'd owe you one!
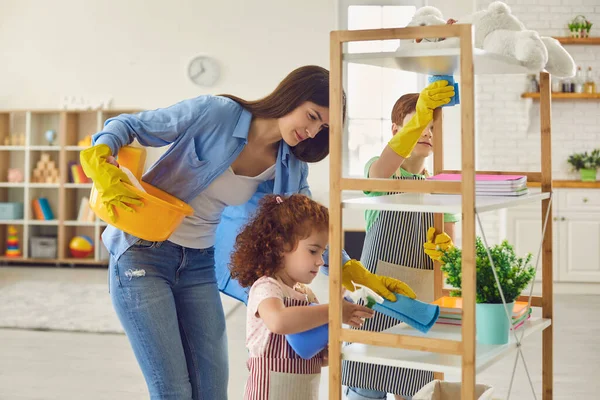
[188,56,220,87]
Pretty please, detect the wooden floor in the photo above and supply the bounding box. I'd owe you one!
[0,266,598,399]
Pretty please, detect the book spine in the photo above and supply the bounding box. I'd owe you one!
[38,198,54,220]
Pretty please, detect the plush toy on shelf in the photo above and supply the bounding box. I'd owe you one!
[7,168,24,183]
[5,225,21,258]
[399,1,576,78]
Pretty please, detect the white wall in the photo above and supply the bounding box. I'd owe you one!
[472,0,600,244]
[1,0,337,190]
[1,0,336,109]
[1,0,480,205]
[477,0,600,180]
[428,0,477,173]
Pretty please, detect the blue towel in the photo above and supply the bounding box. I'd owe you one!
[373,295,440,334]
[428,75,460,107]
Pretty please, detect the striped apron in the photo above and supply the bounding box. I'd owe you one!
[244,297,323,400]
[341,173,435,397]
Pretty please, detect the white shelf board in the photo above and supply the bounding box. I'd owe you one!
[343,317,551,375]
[29,145,60,151]
[0,220,25,225]
[343,192,551,214]
[64,221,96,226]
[29,183,60,188]
[0,183,26,188]
[344,48,531,75]
[28,220,59,226]
[0,146,26,151]
[65,146,86,151]
[64,183,92,189]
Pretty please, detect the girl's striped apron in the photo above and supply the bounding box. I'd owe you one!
[245,297,323,400]
[341,173,435,397]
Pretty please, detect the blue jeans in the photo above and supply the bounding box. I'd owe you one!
[109,240,228,400]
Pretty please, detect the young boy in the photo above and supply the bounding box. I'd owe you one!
[342,82,457,400]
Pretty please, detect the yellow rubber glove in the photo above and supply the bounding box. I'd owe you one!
[342,259,417,302]
[423,227,454,262]
[388,80,455,158]
[80,144,143,222]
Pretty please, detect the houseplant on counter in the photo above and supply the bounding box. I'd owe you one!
[440,237,536,345]
[567,149,600,182]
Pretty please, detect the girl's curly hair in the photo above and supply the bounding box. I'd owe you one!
[230,194,329,288]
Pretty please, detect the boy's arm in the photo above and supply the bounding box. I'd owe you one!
[369,146,408,179]
[370,81,454,179]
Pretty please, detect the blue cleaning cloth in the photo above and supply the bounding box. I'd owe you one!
[373,295,440,334]
[427,75,460,107]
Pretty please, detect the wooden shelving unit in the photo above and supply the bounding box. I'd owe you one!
[0,109,138,266]
[522,92,600,100]
[328,24,553,399]
[528,180,600,189]
[553,37,600,45]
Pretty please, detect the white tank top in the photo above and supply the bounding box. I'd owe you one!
[168,164,276,249]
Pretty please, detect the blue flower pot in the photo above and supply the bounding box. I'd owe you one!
[476,302,514,345]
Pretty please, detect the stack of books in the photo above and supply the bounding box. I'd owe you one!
[427,173,528,196]
[77,197,95,223]
[432,296,532,330]
[68,161,91,184]
[32,197,55,220]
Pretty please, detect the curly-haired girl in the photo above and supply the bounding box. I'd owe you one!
[230,194,374,400]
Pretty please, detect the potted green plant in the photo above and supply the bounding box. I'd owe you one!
[440,238,535,345]
[568,21,581,38]
[583,20,593,38]
[567,149,600,181]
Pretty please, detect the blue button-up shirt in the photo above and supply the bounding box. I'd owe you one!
[93,95,348,303]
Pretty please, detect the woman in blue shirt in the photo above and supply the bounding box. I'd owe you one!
[80,65,416,399]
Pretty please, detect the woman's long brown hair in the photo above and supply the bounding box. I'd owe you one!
[220,65,346,163]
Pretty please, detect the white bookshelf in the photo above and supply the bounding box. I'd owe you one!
[0,108,138,265]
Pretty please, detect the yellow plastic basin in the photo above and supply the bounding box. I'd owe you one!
[88,146,193,242]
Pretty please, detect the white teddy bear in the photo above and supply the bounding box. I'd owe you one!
[400,1,576,78]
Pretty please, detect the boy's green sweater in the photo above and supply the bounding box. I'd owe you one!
[364,157,459,232]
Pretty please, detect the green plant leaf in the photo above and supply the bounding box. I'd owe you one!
[440,237,536,304]
[567,149,600,171]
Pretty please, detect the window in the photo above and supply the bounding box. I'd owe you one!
[339,1,423,177]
